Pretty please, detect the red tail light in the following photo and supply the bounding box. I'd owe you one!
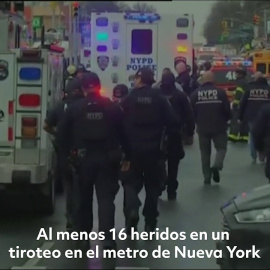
[22,117,37,127]
[19,94,40,107]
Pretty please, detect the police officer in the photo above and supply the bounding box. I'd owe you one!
[228,67,249,143]
[120,67,176,232]
[175,61,191,96]
[112,84,129,103]
[252,104,270,181]
[43,79,84,229]
[65,65,87,95]
[159,72,195,200]
[58,72,130,249]
[239,72,270,163]
[190,71,231,184]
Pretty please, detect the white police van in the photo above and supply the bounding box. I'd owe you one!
[90,12,194,98]
[0,47,64,215]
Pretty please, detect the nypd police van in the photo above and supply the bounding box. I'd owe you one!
[90,12,194,98]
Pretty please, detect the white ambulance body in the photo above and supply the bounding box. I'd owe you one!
[90,12,194,98]
[0,47,64,214]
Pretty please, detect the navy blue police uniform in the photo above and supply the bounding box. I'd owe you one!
[190,81,231,184]
[58,72,130,248]
[44,79,84,229]
[120,67,176,232]
[239,76,270,161]
[159,72,195,200]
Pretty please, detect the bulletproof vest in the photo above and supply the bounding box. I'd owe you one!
[79,99,111,142]
[130,93,160,126]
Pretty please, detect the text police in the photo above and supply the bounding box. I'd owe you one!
[198,89,218,101]
[127,58,157,72]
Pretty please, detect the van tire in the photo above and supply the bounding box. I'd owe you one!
[39,172,55,216]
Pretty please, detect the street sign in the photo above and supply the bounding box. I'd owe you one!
[32,16,43,29]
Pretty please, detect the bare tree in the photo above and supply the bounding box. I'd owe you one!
[132,2,157,13]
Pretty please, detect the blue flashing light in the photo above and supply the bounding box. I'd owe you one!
[97,45,107,52]
[124,13,161,22]
[19,67,41,81]
[96,17,109,27]
[177,33,188,40]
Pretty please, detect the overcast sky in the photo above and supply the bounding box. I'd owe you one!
[126,1,216,43]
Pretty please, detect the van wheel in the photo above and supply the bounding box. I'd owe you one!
[39,172,55,216]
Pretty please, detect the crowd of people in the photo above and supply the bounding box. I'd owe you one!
[42,59,270,250]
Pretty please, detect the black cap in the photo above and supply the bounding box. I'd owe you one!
[134,67,156,84]
[65,78,83,93]
[77,64,87,73]
[82,72,101,89]
[113,84,129,98]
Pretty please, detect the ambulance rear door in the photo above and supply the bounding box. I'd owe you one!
[0,53,16,160]
[126,24,158,88]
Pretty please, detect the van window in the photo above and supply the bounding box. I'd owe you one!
[256,63,266,74]
[131,29,152,55]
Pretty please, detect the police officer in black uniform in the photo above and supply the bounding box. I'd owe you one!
[190,71,231,184]
[120,67,176,232]
[239,71,270,162]
[159,72,195,200]
[252,104,270,181]
[58,72,130,249]
[43,79,85,229]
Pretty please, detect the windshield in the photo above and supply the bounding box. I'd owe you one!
[198,55,214,61]
[213,68,253,84]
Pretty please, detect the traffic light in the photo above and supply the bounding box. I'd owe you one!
[13,1,24,12]
[253,15,260,25]
[73,2,79,17]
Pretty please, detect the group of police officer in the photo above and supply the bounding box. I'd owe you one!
[43,59,270,250]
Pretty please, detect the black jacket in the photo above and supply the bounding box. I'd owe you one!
[58,93,130,158]
[190,82,231,135]
[232,77,249,109]
[239,78,270,122]
[159,85,195,137]
[252,104,270,153]
[176,71,191,96]
[120,86,176,155]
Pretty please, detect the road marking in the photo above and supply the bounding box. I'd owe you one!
[11,241,54,270]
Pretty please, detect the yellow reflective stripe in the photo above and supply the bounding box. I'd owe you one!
[235,87,244,93]
[228,134,239,140]
[233,100,240,104]
[239,136,249,140]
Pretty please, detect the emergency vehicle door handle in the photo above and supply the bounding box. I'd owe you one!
[48,90,51,96]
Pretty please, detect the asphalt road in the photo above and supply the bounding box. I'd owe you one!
[0,138,267,269]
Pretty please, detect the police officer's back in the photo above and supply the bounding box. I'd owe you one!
[190,71,231,184]
[59,72,129,249]
[120,67,175,232]
[159,72,195,200]
[239,72,270,124]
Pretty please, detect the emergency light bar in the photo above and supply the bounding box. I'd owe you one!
[124,13,161,21]
[213,60,252,66]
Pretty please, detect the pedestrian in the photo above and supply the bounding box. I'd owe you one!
[228,67,249,143]
[43,79,85,229]
[159,71,195,200]
[112,84,129,103]
[252,104,270,182]
[175,62,191,96]
[239,71,270,163]
[153,67,183,92]
[58,71,130,249]
[190,71,231,184]
[120,67,176,232]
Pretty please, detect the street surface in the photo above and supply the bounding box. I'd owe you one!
[0,137,267,269]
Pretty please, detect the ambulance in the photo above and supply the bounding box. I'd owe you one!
[0,46,64,215]
[90,12,194,98]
